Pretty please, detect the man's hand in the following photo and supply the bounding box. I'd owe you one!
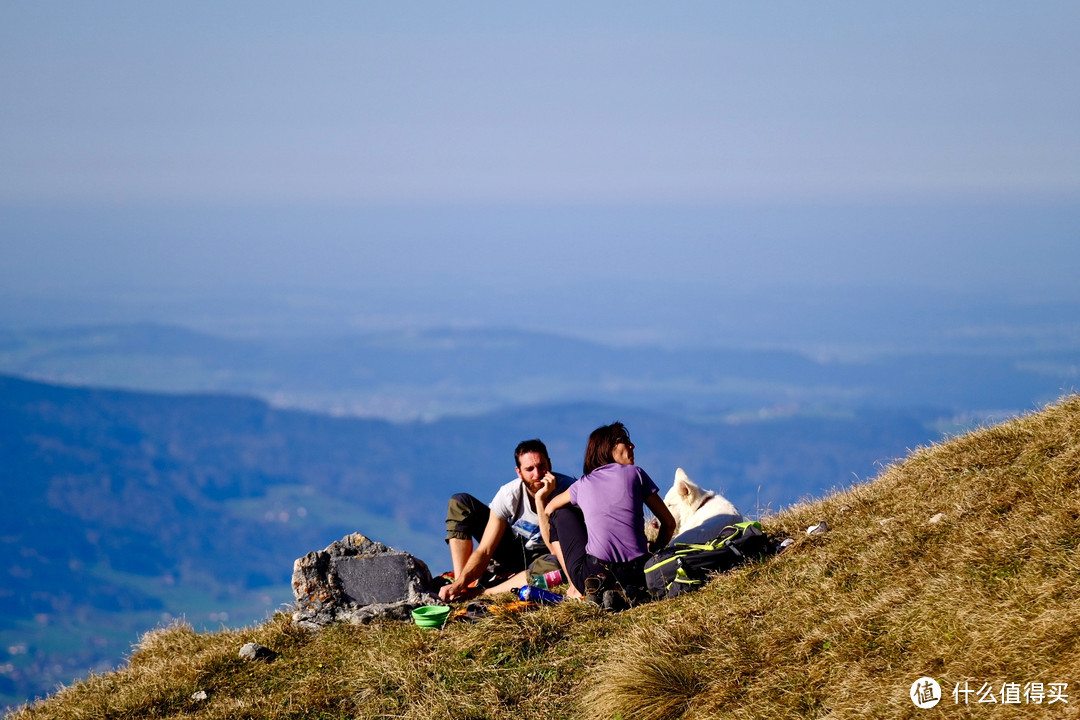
[535,472,557,505]
[438,582,458,602]
[439,580,480,602]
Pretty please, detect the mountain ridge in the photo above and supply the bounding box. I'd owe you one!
[1,322,1072,420]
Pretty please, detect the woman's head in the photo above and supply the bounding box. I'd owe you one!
[583,421,635,475]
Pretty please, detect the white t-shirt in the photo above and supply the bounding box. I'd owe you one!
[489,472,575,551]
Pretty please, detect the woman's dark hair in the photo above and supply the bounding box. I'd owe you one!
[582,421,629,475]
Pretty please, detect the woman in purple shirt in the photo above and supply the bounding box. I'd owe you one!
[537,422,676,608]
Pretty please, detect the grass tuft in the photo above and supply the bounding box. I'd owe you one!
[584,624,707,720]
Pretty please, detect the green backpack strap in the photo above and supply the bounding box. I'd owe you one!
[644,541,717,575]
[672,566,702,588]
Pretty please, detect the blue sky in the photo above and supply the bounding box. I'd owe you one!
[2,2,1078,346]
[3,2,1078,204]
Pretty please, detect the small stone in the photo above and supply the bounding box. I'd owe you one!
[238,642,277,662]
[927,513,946,525]
[191,690,208,701]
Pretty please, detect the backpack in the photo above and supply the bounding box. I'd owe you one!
[644,520,773,599]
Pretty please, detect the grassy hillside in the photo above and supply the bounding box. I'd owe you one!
[9,395,1080,720]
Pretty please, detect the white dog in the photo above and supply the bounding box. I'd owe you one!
[661,468,743,538]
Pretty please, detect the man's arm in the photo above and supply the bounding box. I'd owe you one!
[439,512,509,601]
[644,491,677,554]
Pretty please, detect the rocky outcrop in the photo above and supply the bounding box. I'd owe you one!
[292,533,438,629]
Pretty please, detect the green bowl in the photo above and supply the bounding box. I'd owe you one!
[412,605,451,629]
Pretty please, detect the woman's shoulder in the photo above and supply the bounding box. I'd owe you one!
[590,462,646,478]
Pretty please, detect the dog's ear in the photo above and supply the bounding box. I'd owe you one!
[674,467,695,499]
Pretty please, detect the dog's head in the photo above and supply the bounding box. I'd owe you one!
[663,468,714,532]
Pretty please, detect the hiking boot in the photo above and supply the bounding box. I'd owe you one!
[583,577,603,606]
[622,584,650,607]
[601,588,630,612]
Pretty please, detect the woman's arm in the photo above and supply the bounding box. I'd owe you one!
[644,491,677,553]
[536,476,571,550]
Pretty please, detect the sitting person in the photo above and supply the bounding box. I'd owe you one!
[439,438,576,601]
[537,422,676,608]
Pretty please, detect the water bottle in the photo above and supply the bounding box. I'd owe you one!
[517,585,564,604]
[530,569,563,589]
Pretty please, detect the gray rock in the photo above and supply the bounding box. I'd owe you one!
[292,532,438,628]
[238,642,277,662]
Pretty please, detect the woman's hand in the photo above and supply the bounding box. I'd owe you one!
[644,491,677,551]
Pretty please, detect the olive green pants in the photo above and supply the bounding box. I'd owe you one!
[445,492,561,583]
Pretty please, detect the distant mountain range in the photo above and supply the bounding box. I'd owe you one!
[0,322,1074,420]
[2,370,954,710]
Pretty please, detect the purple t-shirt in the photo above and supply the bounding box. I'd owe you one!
[568,463,660,563]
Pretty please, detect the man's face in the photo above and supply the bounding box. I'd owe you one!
[516,451,551,496]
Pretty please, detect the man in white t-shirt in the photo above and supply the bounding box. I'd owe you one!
[438,439,575,601]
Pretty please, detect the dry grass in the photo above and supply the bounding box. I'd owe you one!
[587,395,1080,720]
[10,395,1080,720]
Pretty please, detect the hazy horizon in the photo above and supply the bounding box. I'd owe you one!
[3,201,1079,355]
[3,3,1078,351]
